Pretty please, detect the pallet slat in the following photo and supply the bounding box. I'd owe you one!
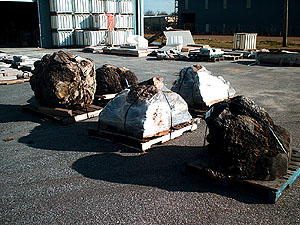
[22,104,103,124]
[89,119,199,151]
[223,55,243,61]
[185,147,300,203]
[38,106,72,117]
[102,48,152,57]
[0,78,29,85]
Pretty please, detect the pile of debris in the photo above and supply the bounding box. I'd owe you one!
[95,64,138,95]
[188,48,224,62]
[1,62,25,81]
[255,49,300,66]
[84,35,152,57]
[30,51,96,109]
[11,55,39,72]
[171,65,236,108]
[204,95,291,181]
[151,30,226,61]
[0,53,38,84]
[98,77,192,139]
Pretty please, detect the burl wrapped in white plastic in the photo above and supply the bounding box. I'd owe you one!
[98,77,192,139]
[171,65,236,107]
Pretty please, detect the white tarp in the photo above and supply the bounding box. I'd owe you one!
[98,78,192,139]
[127,35,148,49]
[164,30,195,46]
[171,65,236,106]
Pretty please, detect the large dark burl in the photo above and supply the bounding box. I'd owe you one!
[205,95,292,180]
[30,51,96,109]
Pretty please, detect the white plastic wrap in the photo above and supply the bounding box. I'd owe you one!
[171,65,236,107]
[73,15,90,29]
[90,0,105,13]
[127,35,148,49]
[91,14,108,29]
[98,81,192,139]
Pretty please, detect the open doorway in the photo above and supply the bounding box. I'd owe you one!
[180,13,195,32]
[0,1,40,47]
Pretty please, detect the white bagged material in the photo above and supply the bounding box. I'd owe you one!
[166,36,183,46]
[165,36,183,52]
[118,0,134,14]
[51,15,73,30]
[171,65,236,107]
[164,30,195,46]
[91,14,108,29]
[73,15,90,29]
[74,30,84,46]
[52,31,74,46]
[127,35,148,49]
[90,0,105,13]
[98,77,192,139]
[114,15,134,29]
[105,0,117,13]
[83,31,106,46]
[105,30,134,45]
[73,0,90,13]
[49,0,73,13]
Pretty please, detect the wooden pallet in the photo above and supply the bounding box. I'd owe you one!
[22,104,103,125]
[102,47,152,57]
[223,54,243,61]
[82,46,105,54]
[89,119,200,151]
[181,45,210,53]
[188,107,209,118]
[93,93,117,106]
[185,148,300,203]
[0,78,30,85]
[188,55,224,62]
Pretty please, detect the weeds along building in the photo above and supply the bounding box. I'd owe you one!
[0,0,144,48]
[178,0,300,36]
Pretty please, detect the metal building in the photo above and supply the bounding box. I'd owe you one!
[178,0,300,36]
[144,16,169,33]
[0,0,144,48]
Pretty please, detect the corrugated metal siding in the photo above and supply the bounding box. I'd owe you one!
[91,14,108,29]
[52,31,74,46]
[51,15,73,30]
[73,15,90,29]
[178,0,300,36]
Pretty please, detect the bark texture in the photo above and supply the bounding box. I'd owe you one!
[95,64,138,95]
[205,95,291,180]
[30,51,96,109]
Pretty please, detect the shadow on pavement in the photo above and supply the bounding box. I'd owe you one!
[0,103,269,204]
[233,60,295,67]
[0,104,45,124]
[0,102,131,153]
[231,60,256,66]
[72,146,269,204]
[17,119,139,153]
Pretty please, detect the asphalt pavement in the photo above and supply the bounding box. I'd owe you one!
[0,48,300,224]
